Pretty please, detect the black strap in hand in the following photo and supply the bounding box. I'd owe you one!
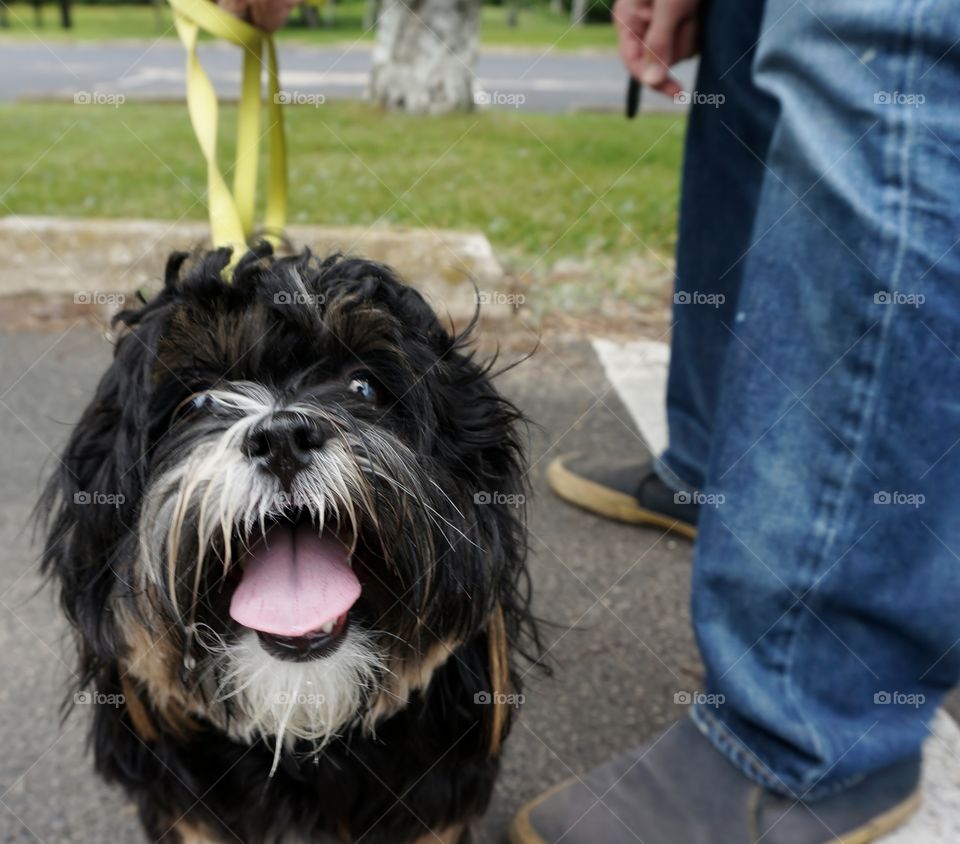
[626,76,642,119]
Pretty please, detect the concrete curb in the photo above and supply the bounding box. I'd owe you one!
[0,215,513,321]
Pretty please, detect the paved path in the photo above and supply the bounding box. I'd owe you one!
[0,319,955,841]
[3,38,697,113]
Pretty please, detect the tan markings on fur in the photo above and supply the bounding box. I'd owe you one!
[412,824,466,844]
[120,676,159,742]
[170,817,220,844]
[116,603,198,739]
[365,638,458,726]
[487,604,510,757]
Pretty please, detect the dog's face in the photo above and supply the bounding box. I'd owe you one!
[43,249,528,763]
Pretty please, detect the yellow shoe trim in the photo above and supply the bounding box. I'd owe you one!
[546,457,697,541]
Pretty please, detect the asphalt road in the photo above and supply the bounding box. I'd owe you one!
[0,320,697,842]
[3,39,697,113]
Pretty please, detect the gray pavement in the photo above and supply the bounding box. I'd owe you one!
[3,39,697,113]
[3,316,960,842]
[0,320,697,842]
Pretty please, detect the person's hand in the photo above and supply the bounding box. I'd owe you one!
[218,0,299,33]
[613,0,701,97]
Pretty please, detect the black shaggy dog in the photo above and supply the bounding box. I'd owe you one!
[40,246,536,843]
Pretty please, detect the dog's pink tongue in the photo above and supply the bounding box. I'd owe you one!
[229,524,360,637]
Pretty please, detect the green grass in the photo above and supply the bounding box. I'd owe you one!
[0,2,618,50]
[0,102,683,264]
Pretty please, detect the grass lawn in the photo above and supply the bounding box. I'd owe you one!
[0,2,618,50]
[0,102,684,268]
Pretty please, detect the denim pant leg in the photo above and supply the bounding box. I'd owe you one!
[657,0,778,493]
[690,0,960,798]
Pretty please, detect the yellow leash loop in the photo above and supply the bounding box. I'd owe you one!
[167,0,287,271]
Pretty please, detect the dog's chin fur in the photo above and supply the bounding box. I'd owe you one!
[40,245,539,844]
[205,629,385,765]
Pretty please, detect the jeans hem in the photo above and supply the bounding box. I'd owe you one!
[690,704,872,801]
[690,704,795,796]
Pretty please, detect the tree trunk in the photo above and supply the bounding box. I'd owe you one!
[301,1,320,28]
[571,0,588,25]
[505,0,519,27]
[550,0,563,13]
[152,0,165,32]
[369,0,480,115]
[322,0,335,26]
[59,0,71,28]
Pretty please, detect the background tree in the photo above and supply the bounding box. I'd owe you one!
[362,0,380,29]
[299,0,320,28]
[369,0,481,115]
[23,0,73,28]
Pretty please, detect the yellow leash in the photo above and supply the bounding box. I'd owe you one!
[167,0,288,270]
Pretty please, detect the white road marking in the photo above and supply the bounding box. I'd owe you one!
[98,66,623,94]
[592,338,670,456]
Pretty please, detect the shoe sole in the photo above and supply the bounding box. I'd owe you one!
[508,777,577,844]
[833,789,921,844]
[508,779,921,844]
[546,457,697,540]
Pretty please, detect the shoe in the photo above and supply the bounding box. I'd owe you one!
[509,717,921,844]
[546,454,698,539]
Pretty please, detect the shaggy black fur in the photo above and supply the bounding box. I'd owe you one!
[39,244,538,844]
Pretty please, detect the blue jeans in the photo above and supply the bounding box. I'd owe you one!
[662,0,960,798]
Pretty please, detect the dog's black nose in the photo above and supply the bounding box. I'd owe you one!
[243,413,326,489]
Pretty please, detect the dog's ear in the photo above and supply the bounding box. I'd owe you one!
[428,344,543,687]
[40,324,158,682]
[434,344,525,487]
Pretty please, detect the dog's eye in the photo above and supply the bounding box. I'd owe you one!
[172,392,218,425]
[348,374,378,403]
[190,393,222,413]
